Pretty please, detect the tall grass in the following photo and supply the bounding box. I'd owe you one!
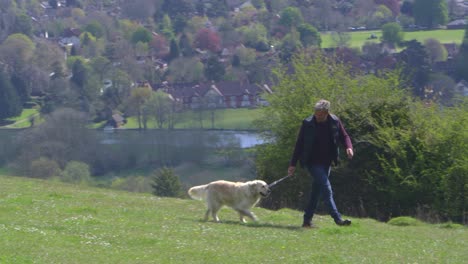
[0,175,466,263]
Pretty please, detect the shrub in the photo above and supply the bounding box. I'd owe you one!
[387,217,423,226]
[151,167,184,198]
[110,176,153,193]
[30,157,61,179]
[61,161,92,185]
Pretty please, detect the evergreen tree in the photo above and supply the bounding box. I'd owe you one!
[455,24,468,81]
[0,69,22,119]
[168,39,180,61]
[413,0,448,28]
[399,40,431,98]
[205,55,225,81]
[151,167,183,197]
[178,33,194,57]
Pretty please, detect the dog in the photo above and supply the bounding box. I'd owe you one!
[188,180,271,223]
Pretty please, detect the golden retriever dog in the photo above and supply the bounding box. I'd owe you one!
[188,180,271,223]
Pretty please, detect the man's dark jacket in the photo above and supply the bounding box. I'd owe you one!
[290,114,353,167]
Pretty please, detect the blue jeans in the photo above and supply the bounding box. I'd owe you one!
[303,165,341,223]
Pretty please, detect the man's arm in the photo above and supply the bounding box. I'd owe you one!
[288,123,305,175]
[338,119,353,159]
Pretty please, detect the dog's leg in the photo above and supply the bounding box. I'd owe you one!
[208,201,221,222]
[204,209,210,221]
[240,210,258,222]
[211,206,221,222]
[236,210,247,223]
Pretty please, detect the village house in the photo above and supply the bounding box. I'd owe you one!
[157,81,272,110]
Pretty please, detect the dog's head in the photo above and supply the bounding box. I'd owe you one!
[250,180,271,197]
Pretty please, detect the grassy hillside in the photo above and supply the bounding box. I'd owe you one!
[0,175,466,264]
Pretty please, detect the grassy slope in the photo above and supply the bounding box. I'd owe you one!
[0,175,466,264]
[321,29,465,48]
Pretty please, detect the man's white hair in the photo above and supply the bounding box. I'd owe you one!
[314,99,330,111]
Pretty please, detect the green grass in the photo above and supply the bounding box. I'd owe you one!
[321,29,465,48]
[1,108,41,129]
[0,175,466,263]
[125,108,261,130]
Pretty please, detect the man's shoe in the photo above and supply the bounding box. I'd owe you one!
[302,222,316,228]
[335,219,352,226]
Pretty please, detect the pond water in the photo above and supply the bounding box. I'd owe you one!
[98,129,265,148]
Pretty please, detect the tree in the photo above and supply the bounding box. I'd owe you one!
[71,59,88,91]
[126,87,152,130]
[279,29,303,62]
[12,12,32,36]
[131,27,152,44]
[142,90,174,129]
[149,34,169,58]
[399,40,431,98]
[424,38,447,64]
[14,108,98,173]
[278,7,304,28]
[161,0,194,18]
[455,25,468,81]
[168,38,180,61]
[400,0,413,16]
[381,22,404,46]
[238,23,268,50]
[178,33,194,57]
[160,14,174,40]
[90,56,111,84]
[151,167,183,197]
[413,0,448,28]
[298,23,321,47]
[206,0,229,17]
[0,33,35,72]
[61,161,92,184]
[0,69,22,119]
[84,21,104,39]
[167,57,204,83]
[205,55,225,81]
[194,28,221,53]
[330,31,351,48]
[121,0,156,21]
[375,0,400,16]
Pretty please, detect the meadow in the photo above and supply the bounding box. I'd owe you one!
[1,108,262,130]
[321,29,465,48]
[0,175,466,264]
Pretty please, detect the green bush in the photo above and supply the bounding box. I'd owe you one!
[151,167,184,198]
[29,157,62,179]
[61,161,92,185]
[388,217,423,226]
[110,175,153,193]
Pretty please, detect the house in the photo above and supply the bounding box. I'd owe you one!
[454,80,468,97]
[443,43,459,59]
[161,81,273,109]
[59,28,81,48]
[111,113,125,128]
[446,19,467,29]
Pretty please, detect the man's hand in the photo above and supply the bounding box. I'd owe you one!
[346,148,354,159]
[288,166,296,176]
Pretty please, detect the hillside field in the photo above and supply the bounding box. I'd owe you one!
[0,175,466,263]
[321,29,465,48]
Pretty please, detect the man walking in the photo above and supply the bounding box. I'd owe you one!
[288,99,354,228]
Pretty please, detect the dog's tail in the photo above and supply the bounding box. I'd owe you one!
[188,184,208,201]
